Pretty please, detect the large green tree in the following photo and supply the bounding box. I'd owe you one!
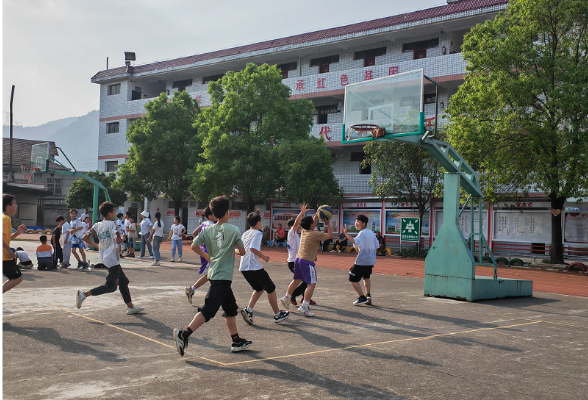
[66,171,127,209]
[191,63,316,212]
[364,141,443,249]
[278,137,343,210]
[113,91,200,217]
[447,0,588,263]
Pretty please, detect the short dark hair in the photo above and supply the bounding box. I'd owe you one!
[174,215,181,222]
[125,211,131,217]
[40,235,47,243]
[69,209,77,214]
[16,247,23,251]
[99,201,115,218]
[356,214,368,225]
[210,196,230,219]
[204,206,213,219]
[3,194,16,212]
[300,216,313,230]
[287,218,295,227]
[247,210,262,227]
[56,215,65,222]
[116,212,123,218]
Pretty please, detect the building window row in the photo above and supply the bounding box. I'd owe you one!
[108,83,121,95]
[403,38,439,59]
[310,55,340,74]
[46,178,62,195]
[105,161,118,172]
[107,122,119,133]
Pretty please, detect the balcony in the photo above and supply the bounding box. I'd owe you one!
[335,174,373,194]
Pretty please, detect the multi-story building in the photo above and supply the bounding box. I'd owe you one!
[90,0,587,255]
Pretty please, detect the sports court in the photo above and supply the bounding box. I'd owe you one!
[3,241,587,399]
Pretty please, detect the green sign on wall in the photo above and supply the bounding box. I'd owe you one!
[401,217,420,242]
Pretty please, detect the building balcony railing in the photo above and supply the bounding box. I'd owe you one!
[335,174,373,194]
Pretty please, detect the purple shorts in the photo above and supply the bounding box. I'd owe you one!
[293,258,317,285]
[198,243,209,274]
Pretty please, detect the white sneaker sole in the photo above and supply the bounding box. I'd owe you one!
[240,309,253,325]
[76,290,84,309]
[126,307,144,315]
[173,329,185,357]
[185,288,193,304]
[274,312,290,323]
[231,342,252,352]
[280,297,291,309]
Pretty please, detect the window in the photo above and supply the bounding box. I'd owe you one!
[310,55,339,74]
[350,152,371,174]
[108,84,121,95]
[277,62,297,79]
[106,122,119,133]
[202,74,224,84]
[313,104,338,125]
[403,39,439,60]
[424,93,436,104]
[354,47,386,67]
[46,178,62,196]
[318,114,328,124]
[350,152,364,162]
[172,79,193,92]
[360,163,372,175]
[105,161,118,172]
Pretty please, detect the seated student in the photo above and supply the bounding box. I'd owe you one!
[330,232,348,253]
[36,236,53,270]
[375,231,387,256]
[273,224,287,246]
[15,247,33,269]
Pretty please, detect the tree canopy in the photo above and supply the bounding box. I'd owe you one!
[447,0,588,262]
[66,171,127,209]
[113,90,200,216]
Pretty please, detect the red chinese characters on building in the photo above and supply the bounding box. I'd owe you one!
[516,202,533,208]
[340,74,348,86]
[389,66,399,75]
[296,80,304,91]
[317,78,326,89]
[319,126,331,141]
[364,70,374,81]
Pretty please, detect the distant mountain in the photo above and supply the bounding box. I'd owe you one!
[48,111,99,171]
[3,110,99,171]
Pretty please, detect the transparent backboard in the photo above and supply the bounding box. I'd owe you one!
[343,69,424,143]
[31,142,50,172]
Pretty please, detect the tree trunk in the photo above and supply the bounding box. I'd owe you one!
[549,193,566,264]
[174,200,181,219]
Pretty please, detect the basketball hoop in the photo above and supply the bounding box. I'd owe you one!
[21,165,39,182]
[348,124,385,141]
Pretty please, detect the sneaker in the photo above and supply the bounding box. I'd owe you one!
[151,261,158,266]
[173,328,189,357]
[76,262,84,269]
[240,308,253,325]
[231,338,253,352]
[178,257,182,262]
[274,310,290,323]
[331,250,336,253]
[80,263,88,272]
[149,256,154,259]
[298,305,314,317]
[128,254,135,258]
[289,298,298,306]
[120,254,125,258]
[338,250,342,253]
[366,294,372,305]
[170,258,175,263]
[76,290,85,309]
[126,306,144,315]
[280,296,291,309]
[137,255,145,258]
[185,287,194,304]
[301,298,317,306]
[353,296,369,306]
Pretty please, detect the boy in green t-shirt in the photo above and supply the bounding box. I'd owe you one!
[173,195,250,356]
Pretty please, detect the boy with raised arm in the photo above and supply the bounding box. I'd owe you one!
[76,201,144,315]
[343,214,378,305]
[174,196,252,356]
[280,204,332,317]
[239,210,290,325]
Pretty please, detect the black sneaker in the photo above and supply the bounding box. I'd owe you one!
[231,338,252,352]
[366,294,372,305]
[173,328,189,357]
[274,310,290,323]
[353,296,369,306]
[80,263,88,272]
[240,308,253,325]
[76,262,84,269]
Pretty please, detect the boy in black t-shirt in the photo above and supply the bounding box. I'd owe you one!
[52,216,65,268]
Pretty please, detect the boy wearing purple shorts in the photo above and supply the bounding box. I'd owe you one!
[280,205,332,316]
[184,206,217,304]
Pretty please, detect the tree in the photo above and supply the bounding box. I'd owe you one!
[113,91,200,217]
[278,137,343,210]
[363,141,443,249]
[66,171,127,209]
[191,63,315,212]
[446,0,588,263]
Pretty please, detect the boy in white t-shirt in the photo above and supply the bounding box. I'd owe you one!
[77,201,144,315]
[69,209,88,270]
[239,210,290,325]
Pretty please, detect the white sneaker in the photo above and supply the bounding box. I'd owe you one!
[76,290,86,309]
[298,305,314,317]
[150,256,154,259]
[137,255,144,258]
[178,257,182,262]
[126,306,144,315]
[280,296,291,309]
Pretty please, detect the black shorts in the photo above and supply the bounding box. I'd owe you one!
[3,259,22,280]
[241,269,276,294]
[288,261,295,273]
[349,264,373,282]
[200,280,239,322]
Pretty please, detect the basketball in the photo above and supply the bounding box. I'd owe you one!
[317,205,333,220]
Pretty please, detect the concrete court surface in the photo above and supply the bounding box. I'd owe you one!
[3,241,587,399]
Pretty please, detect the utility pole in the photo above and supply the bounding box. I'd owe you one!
[9,85,15,182]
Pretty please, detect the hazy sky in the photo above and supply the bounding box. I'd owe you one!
[3,0,443,127]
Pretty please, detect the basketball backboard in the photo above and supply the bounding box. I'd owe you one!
[31,142,50,172]
[342,69,425,143]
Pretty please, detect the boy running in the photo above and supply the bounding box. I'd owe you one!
[239,210,290,325]
[76,201,144,315]
[343,214,378,305]
[280,204,332,317]
[184,206,217,304]
[174,195,251,356]
[3,194,27,293]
